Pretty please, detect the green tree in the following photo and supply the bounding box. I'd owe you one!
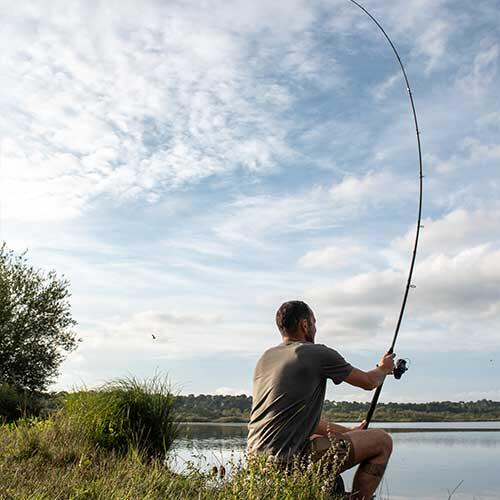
[0,243,79,391]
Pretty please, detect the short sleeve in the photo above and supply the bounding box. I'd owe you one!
[318,344,353,385]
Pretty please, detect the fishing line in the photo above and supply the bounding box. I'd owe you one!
[346,0,424,427]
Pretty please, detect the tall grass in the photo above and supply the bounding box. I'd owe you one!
[0,419,345,499]
[61,375,179,459]
[0,375,346,499]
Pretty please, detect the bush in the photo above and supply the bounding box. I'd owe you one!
[0,384,60,423]
[0,383,22,422]
[61,375,179,459]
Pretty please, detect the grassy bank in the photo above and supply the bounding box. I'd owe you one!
[0,422,343,500]
[0,377,345,500]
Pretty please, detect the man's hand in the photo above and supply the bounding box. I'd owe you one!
[377,351,396,375]
[350,419,367,431]
[344,351,397,391]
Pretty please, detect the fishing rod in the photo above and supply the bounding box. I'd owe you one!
[346,0,424,428]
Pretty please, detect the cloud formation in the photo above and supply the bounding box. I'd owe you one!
[2,1,499,398]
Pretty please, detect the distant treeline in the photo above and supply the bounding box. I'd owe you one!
[2,386,500,423]
[174,395,500,423]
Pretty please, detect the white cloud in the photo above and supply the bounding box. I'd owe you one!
[371,72,402,101]
[379,0,455,73]
[456,42,499,98]
[305,222,500,351]
[298,243,364,269]
[211,188,339,246]
[215,387,251,396]
[1,0,308,223]
[3,0,499,398]
[323,0,456,73]
[329,170,414,208]
[390,207,500,257]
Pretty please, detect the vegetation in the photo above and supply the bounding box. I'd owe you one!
[0,379,345,500]
[0,420,345,499]
[173,395,500,423]
[3,388,500,424]
[323,399,500,423]
[0,243,79,391]
[175,394,252,422]
[61,376,179,459]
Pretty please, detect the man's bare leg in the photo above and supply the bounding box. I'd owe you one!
[345,429,393,500]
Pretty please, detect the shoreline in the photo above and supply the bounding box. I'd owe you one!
[178,421,500,432]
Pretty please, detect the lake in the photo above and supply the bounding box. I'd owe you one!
[171,422,500,500]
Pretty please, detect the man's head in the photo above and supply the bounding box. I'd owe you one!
[275,300,317,343]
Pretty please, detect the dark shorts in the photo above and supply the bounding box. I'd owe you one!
[307,432,356,473]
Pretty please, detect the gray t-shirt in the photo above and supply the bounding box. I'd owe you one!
[247,340,353,461]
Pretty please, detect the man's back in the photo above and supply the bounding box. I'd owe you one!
[247,340,352,461]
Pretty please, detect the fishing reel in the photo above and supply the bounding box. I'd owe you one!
[393,358,409,380]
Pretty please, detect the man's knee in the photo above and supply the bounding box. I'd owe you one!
[374,429,392,457]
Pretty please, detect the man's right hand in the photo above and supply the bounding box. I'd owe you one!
[377,351,396,375]
[345,352,397,390]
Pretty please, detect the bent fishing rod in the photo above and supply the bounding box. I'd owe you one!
[347,0,424,428]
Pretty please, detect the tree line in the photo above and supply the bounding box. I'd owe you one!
[174,394,500,422]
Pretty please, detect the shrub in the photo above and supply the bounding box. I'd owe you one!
[0,384,59,422]
[0,383,22,422]
[61,375,179,459]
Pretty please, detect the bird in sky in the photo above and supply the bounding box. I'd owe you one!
[152,333,157,340]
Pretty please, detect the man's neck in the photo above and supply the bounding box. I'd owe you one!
[282,335,312,343]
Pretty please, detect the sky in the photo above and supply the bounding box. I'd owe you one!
[1,0,499,403]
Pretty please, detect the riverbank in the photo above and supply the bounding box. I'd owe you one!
[0,418,344,500]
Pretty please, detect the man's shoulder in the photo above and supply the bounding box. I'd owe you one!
[296,343,345,363]
[297,342,334,354]
[257,342,341,361]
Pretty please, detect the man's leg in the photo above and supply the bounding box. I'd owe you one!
[345,428,393,500]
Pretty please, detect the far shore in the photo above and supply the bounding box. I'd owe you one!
[178,420,500,431]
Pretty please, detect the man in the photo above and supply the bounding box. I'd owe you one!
[247,300,395,500]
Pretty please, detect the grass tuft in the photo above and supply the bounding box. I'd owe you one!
[61,374,179,459]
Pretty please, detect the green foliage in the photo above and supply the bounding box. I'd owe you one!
[5,388,500,424]
[174,394,253,422]
[0,383,21,421]
[0,242,79,391]
[2,417,54,462]
[0,417,345,500]
[0,384,59,423]
[61,375,179,459]
[220,452,345,500]
[173,395,500,422]
[322,399,500,422]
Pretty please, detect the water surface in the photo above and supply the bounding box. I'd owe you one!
[171,422,500,500]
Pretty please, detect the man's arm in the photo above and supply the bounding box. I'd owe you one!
[344,352,395,391]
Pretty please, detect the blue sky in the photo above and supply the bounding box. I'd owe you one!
[1,0,499,403]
